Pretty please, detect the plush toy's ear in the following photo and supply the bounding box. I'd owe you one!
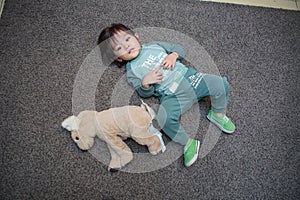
[140,99,156,120]
[61,115,80,131]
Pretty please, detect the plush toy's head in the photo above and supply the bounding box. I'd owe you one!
[61,115,94,150]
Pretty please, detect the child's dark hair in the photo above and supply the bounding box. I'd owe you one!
[97,23,135,67]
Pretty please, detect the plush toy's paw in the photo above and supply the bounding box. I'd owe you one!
[148,125,166,153]
[108,167,120,173]
[108,151,133,171]
[149,146,162,155]
[149,150,160,155]
[148,136,163,155]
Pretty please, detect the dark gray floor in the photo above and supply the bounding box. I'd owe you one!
[1,0,300,199]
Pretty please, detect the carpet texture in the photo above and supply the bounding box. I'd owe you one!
[0,0,299,199]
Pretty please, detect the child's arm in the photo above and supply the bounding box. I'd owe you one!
[127,66,158,98]
[141,66,163,89]
[161,52,179,70]
[153,41,185,70]
[153,41,185,60]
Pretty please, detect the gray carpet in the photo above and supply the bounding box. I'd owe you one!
[1,0,300,199]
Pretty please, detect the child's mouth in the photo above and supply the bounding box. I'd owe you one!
[128,48,135,54]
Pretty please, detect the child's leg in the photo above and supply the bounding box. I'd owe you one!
[156,96,190,146]
[193,73,235,133]
[156,95,200,167]
[194,74,230,113]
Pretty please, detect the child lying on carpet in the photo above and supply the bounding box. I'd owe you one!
[97,23,235,167]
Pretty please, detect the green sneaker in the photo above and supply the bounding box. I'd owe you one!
[184,139,200,167]
[207,109,235,134]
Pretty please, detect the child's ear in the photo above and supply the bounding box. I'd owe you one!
[134,33,139,39]
[116,58,123,62]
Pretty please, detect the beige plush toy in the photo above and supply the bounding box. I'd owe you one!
[61,101,166,171]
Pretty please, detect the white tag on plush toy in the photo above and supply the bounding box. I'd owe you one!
[141,99,156,120]
[148,124,166,152]
[61,115,80,131]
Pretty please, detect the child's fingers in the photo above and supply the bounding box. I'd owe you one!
[164,63,174,70]
[162,57,175,70]
[154,73,163,83]
[157,73,163,79]
[156,75,163,83]
[153,65,163,73]
[163,60,171,67]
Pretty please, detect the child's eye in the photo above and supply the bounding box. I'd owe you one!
[115,46,122,51]
[126,37,130,42]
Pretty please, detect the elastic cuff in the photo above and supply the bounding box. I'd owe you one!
[212,108,226,114]
[172,133,190,146]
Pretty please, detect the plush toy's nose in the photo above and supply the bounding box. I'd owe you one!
[71,131,80,141]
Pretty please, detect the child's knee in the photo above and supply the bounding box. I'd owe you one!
[222,77,230,95]
[157,102,181,125]
[157,109,180,131]
[207,76,229,97]
[157,111,180,127]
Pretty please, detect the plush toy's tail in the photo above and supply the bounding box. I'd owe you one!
[140,99,156,120]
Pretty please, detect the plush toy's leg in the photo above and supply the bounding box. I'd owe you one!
[148,124,166,152]
[106,135,133,170]
[107,144,122,171]
[147,136,162,155]
[132,130,163,155]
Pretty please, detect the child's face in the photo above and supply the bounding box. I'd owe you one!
[110,30,141,62]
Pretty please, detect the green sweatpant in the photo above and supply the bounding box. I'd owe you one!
[156,69,230,146]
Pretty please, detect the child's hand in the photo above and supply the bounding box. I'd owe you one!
[161,52,179,70]
[142,66,163,89]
